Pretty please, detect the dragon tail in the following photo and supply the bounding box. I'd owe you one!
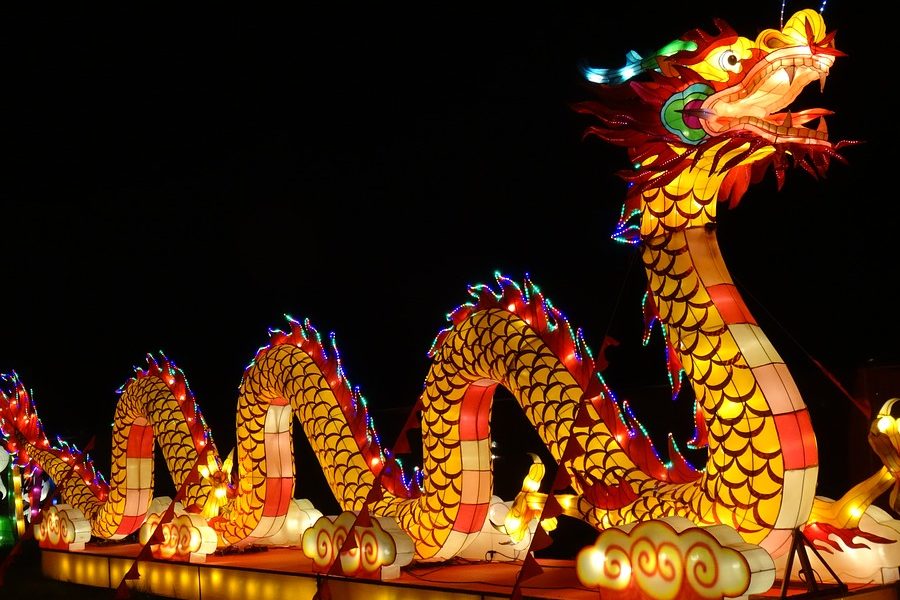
[0,372,111,523]
[0,372,51,467]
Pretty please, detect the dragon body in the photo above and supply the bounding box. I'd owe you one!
[3,9,900,578]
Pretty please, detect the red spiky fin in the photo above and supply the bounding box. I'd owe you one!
[641,289,659,345]
[620,400,669,481]
[625,430,668,481]
[522,277,550,332]
[449,304,474,327]
[721,164,752,208]
[591,391,632,445]
[567,328,597,390]
[436,274,607,392]
[663,335,685,400]
[666,434,700,483]
[496,274,527,312]
[584,373,607,403]
[688,398,708,450]
[572,471,638,511]
[642,290,685,399]
[428,326,453,357]
[612,194,643,245]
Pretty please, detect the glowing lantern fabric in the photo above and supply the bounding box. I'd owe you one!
[3,10,900,585]
[572,8,846,552]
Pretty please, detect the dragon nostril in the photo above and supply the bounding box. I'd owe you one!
[682,100,706,129]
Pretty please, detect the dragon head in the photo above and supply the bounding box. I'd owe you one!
[576,9,852,242]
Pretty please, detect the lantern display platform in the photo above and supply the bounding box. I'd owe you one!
[40,542,900,600]
[41,542,597,600]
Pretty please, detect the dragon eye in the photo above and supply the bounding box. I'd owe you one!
[717,50,742,73]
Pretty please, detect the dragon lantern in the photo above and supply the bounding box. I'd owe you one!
[3,8,900,593]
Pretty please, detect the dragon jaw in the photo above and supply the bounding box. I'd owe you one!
[700,46,835,146]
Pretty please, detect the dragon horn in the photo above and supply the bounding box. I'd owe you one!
[583,39,698,85]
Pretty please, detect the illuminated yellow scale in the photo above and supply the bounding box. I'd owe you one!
[22,377,214,538]
[515,143,811,554]
[371,309,594,559]
[217,345,377,543]
[6,151,814,555]
[189,316,658,559]
[638,146,792,544]
[172,305,719,560]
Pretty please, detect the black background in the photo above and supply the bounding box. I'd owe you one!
[3,3,897,553]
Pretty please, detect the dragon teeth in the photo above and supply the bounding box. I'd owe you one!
[783,65,796,84]
[819,72,827,92]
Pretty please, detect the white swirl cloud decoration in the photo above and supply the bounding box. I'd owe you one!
[577,516,775,600]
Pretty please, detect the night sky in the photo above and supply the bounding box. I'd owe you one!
[4,4,898,536]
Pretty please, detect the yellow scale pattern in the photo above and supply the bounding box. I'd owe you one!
[635,149,785,543]
[643,229,783,541]
[218,345,377,543]
[15,228,789,552]
[2,9,875,561]
[362,308,674,559]
[375,309,606,559]
[21,376,213,538]
[12,150,799,554]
